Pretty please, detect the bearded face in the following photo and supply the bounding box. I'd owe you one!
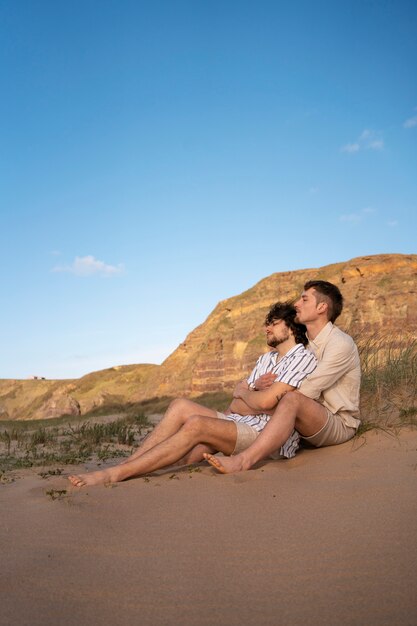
[265,319,290,348]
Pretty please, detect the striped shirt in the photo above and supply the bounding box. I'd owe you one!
[227,344,317,458]
[247,343,318,390]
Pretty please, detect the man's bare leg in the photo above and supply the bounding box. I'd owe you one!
[68,415,237,487]
[123,399,219,463]
[178,443,215,465]
[204,393,328,474]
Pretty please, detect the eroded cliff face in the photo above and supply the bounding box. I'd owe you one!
[137,253,417,399]
[1,254,416,420]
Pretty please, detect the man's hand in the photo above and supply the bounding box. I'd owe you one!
[233,377,296,412]
[253,372,276,390]
[233,380,249,399]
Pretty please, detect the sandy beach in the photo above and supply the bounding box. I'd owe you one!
[1,428,416,626]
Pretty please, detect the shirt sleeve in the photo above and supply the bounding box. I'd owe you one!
[299,336,356,400]
[246,355,264,386]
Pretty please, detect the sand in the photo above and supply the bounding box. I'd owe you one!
[1,428,416,626]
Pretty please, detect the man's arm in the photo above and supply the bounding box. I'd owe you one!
[233,380,296,412]
[225,368,278,416]
[252,372,276,390]
[227,397,270,416]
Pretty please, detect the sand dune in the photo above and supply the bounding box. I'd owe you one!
[1,428,416,625]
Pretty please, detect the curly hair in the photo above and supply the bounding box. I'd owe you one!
[304,280,343,323]
[265,301,308,346]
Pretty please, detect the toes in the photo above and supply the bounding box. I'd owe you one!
[206,456,221,469]
[68,475,85,487]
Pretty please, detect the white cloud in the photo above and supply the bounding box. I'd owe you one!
[340,213,362,223]
[341,129,384,153]
[404,115,417,128]
[309,186,320,195]
[359,129,371,140]
[341,143,360,153]
[339,207,377,224]
[387,220,398,227]
[52,255,124,277]
[369,140,384,150]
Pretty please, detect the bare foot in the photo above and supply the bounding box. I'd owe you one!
[203,453,248,474]
[68,468,114,487]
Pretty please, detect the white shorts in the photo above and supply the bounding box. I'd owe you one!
[216,412,259,455]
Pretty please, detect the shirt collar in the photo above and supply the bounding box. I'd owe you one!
[275,343,305,361]
[307,321,333,350]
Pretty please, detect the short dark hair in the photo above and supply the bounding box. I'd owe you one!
[303,280,343,323]
[265,301,308,346]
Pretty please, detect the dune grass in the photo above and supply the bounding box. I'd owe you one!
[357,335,417,433]
[0,413,150,474]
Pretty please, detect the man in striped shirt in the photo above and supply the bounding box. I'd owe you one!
[68,302,317,487]
[222,302,317,458]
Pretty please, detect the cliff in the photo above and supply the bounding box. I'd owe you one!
[1,253,416,420]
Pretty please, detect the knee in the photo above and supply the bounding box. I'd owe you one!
[279,392,300,410]
[181,414,205,437]
[166,397,189,415]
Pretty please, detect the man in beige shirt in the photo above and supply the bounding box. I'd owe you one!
[205,280,361,473]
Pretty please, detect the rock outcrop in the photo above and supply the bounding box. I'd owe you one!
[137,253,417,399]
[38,390,81,420]
[1,254,416,420]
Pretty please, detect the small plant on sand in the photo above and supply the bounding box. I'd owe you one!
[39,468,64,478]
[45,489,67,500]
[30,427,55,446]
[0,430,12,456]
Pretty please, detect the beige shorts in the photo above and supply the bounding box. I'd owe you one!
[216,412,259,455]
[301,409,357,447]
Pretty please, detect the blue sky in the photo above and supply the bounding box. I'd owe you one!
[1,0,416,379]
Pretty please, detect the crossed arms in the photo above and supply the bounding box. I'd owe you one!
[227,375,296,415]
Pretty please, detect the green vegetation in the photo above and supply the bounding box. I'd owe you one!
[45,489,67,500]
[377,276,392,288]
[188,391,232,412]
[0,413,150,473]
[358,336,417,432]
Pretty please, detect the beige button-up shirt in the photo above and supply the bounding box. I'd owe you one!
[299,322,361,428]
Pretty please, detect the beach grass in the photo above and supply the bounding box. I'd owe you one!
[0,413,150,473]
[358,335,417,432]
